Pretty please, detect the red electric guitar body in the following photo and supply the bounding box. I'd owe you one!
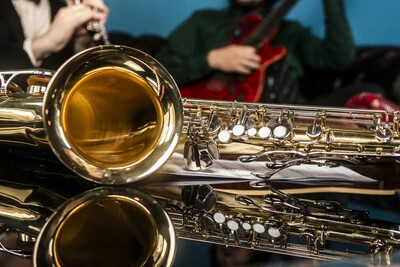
[180,15,286,102]
[179,0,298,102]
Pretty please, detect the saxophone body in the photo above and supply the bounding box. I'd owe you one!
[179,99,400,175]
[0,45,400,266]
[143,183,400,265]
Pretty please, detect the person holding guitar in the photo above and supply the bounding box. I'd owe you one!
[156,0,355,104]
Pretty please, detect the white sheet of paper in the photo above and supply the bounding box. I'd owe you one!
[159,153,376,183]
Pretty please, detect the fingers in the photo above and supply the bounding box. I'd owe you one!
[63,1,108,24]
[240,59,261,72]
[67,5,94,25]
[207,45,262,74]
[65,0,75,6]
[236,46,261,74]
[240,47,261,63]
[81,0,109,23]
[82,0,108,14]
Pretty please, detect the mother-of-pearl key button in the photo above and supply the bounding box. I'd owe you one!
[227,220,239,231]
[213,212,226,224]
[267,227,281,238]
[218,130,231,143]
[273,126,287,139]
[232,125,245,137]
[258,127,271,139]
[242,222,252,230]
[253,223,266,234]
[247,128,257,137]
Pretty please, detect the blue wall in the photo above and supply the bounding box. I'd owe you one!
[104,0,227,38]
[104,0,400,46]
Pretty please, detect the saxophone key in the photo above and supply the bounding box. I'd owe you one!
[227,219,241,245]
[257,126,271,139]
[218,130,231,144]
[247,127,257,137]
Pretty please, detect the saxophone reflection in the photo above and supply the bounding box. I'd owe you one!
[0,46,400,266]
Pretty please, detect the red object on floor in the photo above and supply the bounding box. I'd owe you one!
[345,92,400,111]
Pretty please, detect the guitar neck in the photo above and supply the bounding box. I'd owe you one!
[242,0,299,47]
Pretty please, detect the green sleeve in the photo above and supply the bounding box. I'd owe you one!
[296,0,356,71]
[155,11,213,86]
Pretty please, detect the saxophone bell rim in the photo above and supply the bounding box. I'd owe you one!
[33,186,176,267]
[43,45,183,185]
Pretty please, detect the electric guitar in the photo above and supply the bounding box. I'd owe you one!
[179,0,298,102]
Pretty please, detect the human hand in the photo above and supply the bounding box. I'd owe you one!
[32,1,109,60]
[67,0,109,25]
[31,4,100,60]
[207,45,261,74]
[68,0,109,51]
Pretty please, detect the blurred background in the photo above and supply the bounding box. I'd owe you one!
[103,0,400,45]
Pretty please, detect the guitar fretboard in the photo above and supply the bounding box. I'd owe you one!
[242,0,299,47]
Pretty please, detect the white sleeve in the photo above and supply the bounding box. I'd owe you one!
[23,38,43,67]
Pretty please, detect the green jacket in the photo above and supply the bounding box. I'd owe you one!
[156,0,355,87]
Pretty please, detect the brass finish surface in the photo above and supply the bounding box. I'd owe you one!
[53,196,157,267]
[62,67,162,167]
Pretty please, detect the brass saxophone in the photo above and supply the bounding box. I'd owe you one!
[0,45,400,266]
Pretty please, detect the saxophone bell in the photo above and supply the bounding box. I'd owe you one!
[0,46,182,266]
[34,187,175,267]
[0,46,183,184]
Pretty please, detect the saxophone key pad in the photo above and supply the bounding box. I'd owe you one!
[213,212,226,224]
[267,227,281,238]
[273,126,288,139]
[233,124,245,137]
[257,127,271,139]
[227,220,240,231]
[253,223,266,234]
[242,222,252,231]
[265,221,284,239]
[247,127,257,137]
[218,130,231,144]
[267,117,292,141]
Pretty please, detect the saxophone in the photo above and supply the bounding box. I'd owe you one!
[0,45,400,266]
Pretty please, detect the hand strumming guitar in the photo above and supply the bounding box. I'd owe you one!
[207,45,261,75]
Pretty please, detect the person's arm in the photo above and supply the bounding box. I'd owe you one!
[156,10,262,86]
[296,0,355,71]
[32,3,106,63]
[156,11,214,86]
